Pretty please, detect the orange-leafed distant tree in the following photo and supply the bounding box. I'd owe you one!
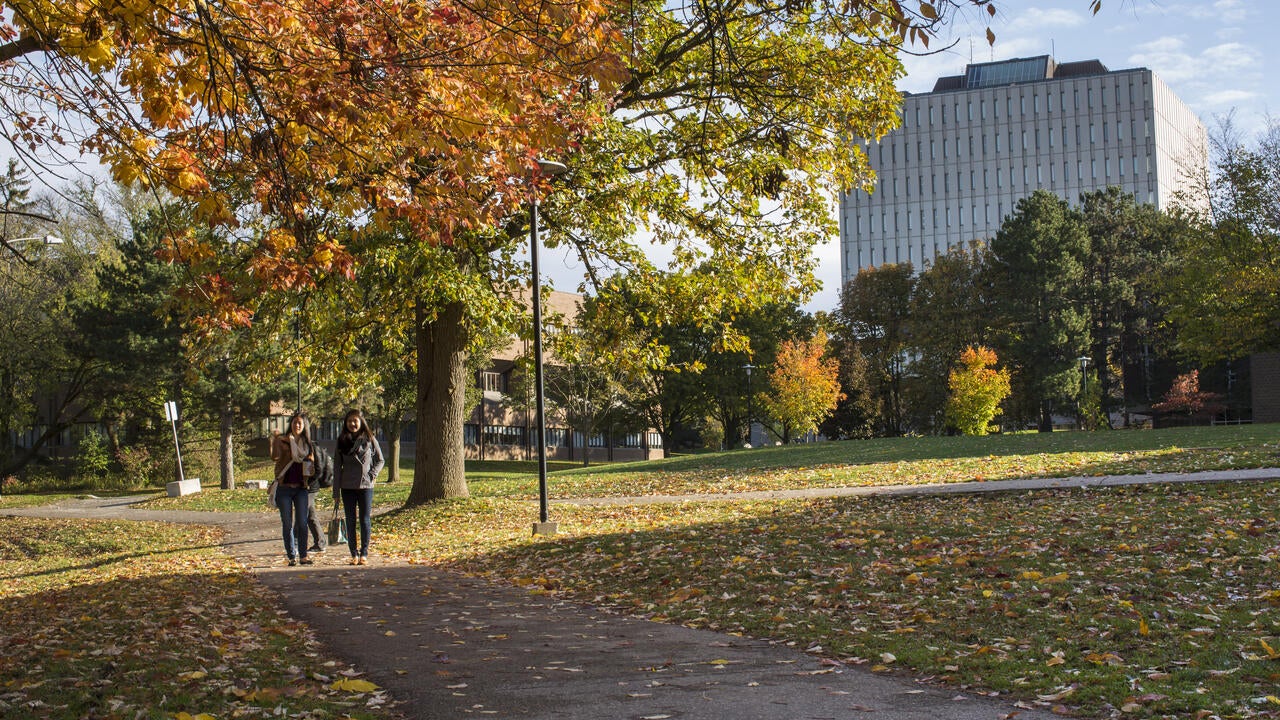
[759,330,843,443]
[945,346,1012,436]
[1151,370,1226,422]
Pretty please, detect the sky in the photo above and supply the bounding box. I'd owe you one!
[799,0,1280,314]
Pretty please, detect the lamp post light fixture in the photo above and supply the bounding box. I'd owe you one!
[1078,355,1091,429]
[743,363,755,448]
[531,158,567,537]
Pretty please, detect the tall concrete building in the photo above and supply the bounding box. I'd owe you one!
[838,55,1207,282]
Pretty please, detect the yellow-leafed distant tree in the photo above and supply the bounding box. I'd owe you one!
[945,346,1012,436]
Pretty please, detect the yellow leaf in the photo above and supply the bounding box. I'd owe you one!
[1139,618,1150,636]
[178,670,208,680]
[331,678,380,693]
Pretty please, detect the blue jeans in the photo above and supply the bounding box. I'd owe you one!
[277,485,310,560]
[341,488,374,557]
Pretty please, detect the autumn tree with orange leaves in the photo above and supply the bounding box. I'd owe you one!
[758,330,843,443]
[0,1,1105,502]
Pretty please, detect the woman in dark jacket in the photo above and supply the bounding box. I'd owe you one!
[333,409,384,565]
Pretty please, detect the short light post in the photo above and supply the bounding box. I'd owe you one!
[531,158,567,536]
[743,363,754,448]
[1077,355,1090,429]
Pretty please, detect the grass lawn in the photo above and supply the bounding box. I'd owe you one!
[373,481,1280,719]
[0,517,400,720]
[7,425,1280,718]
[130,424,1280,513]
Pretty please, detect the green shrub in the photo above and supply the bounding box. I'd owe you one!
[75,430,112,478]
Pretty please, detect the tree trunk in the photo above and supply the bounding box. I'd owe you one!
[407,301,470,505]
[219,397,235,490]
[381,415,403,484]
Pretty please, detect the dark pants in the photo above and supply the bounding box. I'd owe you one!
[300,490,326,551]
[276,485,310,560]
[341,487,374,558]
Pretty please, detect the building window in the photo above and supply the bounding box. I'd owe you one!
[484,425,526,446]
[1048,127,1054,148]
[983,169,989,189]
[479,371,506,393]
[967,101,973,120]
[1091,158,1097,178]
[1021,131,1027,151]
[1090,124,1096,143]
[1020,95,1026,115]
[464,424,479,445]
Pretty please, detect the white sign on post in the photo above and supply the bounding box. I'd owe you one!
[163,400,199,496]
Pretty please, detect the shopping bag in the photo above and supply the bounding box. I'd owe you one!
[327,512,347,545]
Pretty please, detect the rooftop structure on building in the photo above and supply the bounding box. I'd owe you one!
[837,55,1207,283]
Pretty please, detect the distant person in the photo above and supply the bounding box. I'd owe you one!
[333,409,384,565]
[270,411,316,566]
[305,441,334,555]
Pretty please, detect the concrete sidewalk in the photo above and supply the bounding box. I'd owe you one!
[9,468,1277,719]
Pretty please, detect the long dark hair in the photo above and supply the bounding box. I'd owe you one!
[287,411,314,451]
[337,409,375,451]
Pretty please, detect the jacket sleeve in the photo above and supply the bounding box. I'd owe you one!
[332,450,343,499]
[367,440,385,485]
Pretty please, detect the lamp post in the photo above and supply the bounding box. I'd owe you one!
[531,158,567,536]
[1077,355,1090,429]
[743,363,754,448]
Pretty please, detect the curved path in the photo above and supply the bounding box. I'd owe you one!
[12,468,1277,720]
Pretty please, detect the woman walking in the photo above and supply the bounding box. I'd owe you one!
[270,412,316,566]
[333,409,384,565]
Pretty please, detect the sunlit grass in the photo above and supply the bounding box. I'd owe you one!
[375,481,1280,719]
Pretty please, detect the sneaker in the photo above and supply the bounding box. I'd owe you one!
[288,558,298,567]
[349,556,359,565]
[299,557,314,565]
[357,556,368,565]
[309,545,326,553]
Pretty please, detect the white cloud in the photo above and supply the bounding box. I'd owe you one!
[1005,8,1086,33]
[1201,89,1258,107]
[1201,42,1257,71]
[1128,36,1198,82]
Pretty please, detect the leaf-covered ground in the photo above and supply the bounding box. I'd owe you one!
[0,517,401,720]
[374,481,1280,719]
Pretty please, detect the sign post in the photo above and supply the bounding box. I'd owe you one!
[164,400,186,483]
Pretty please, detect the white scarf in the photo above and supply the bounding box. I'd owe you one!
[289,434,309,462]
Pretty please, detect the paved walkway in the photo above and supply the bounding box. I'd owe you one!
[8,468,1280,720]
